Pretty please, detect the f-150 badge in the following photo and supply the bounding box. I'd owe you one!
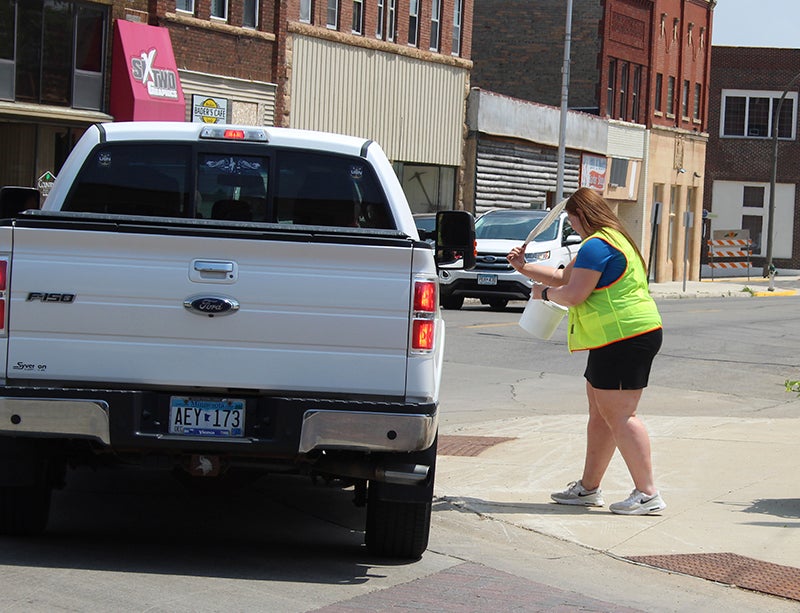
[183,295,239,317]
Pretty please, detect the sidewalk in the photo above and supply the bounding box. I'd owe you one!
[436,409,800,602]
[435,274,800,603]
[648,274,799,299]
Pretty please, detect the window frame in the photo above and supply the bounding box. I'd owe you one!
[666,75,676,116]
[326,0,338,29]
[376,0,384,38]
[386,0,396,42]
[452,0,463,56]
[210,0,228,21]
[654,73,663,114]
[352,0,363,34]
[607,58,616,118]
[176,0,195,14]
[408,0,419,47]
[243,0,259,28]
[720,89,798,140]
[430,0,441,51]
[300,0,312,23]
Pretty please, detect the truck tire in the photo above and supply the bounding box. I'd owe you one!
[441,295,464,310]
[487,298,508,311]
[365,487,431,559]
[0,484,51,535]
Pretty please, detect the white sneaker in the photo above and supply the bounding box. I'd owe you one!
[550,480,605,506]
[609,489,667,515]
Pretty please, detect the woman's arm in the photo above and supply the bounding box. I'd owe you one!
[507,248,575,287]
[531,266,600,306]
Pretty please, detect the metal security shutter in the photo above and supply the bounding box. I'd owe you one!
[475,137,580,214]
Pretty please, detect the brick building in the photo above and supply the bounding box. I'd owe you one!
[469,0,714,282]
[0,0,474,213]
[704,46,800,272]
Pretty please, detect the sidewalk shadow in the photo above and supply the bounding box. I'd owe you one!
[435,496,604,515]
[741,498,800,522]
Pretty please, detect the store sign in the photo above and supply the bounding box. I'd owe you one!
[110,20,185,121]
[192,95,228,124]
[37,171,56,199]
[580,154,607,191]
[130,48,180,100]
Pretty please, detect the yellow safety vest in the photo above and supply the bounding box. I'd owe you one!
[567,228,662,351]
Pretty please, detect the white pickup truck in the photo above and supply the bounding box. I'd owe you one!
[0,122,474,559]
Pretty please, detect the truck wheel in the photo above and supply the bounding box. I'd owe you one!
[0,484,51,535]
[441,295,464,310]
[487,298,508,311]
[365,487,431,559]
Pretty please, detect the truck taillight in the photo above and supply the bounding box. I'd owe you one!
[411,279,437,352]
[0,260,6,332]
[414,281,436,312]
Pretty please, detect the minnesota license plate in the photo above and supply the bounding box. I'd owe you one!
[169,397,245,437]
[477,273,498,286]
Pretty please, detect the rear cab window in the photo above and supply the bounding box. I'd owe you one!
[61,142,396,230]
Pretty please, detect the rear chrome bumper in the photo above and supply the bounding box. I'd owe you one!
[0,397,110,445]
[299,409,437,453]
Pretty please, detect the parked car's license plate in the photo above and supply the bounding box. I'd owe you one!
[169,397,245,437]
[477,273,498,286]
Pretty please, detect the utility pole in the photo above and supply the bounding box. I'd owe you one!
[765,70,800,287]
[556,0,573,202]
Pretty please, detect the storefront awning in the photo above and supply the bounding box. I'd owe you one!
[110,19,185,121]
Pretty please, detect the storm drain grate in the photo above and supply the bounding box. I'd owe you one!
[438,435,516,457]
[627,552,800,602]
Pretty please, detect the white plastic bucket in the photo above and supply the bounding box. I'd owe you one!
[519,298,568,340]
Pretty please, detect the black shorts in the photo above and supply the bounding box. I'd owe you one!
[583,328,663,390]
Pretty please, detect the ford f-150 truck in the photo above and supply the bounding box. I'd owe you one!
[0,122,474,559]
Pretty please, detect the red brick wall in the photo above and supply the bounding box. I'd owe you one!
[705,46,800,268]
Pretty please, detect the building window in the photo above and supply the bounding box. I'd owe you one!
[682,79,690,118]
[243,0,258,28]
[408,0,419,46]
[300,0,312,22]
[352,0,363,33]
[210,0,227,20]
[667,76,675,116]
[376,0,384,37]
[326,0,338,28]
[631,65,642,122]
[654,73,663,113]
[607,59,616,117]
[721,90,798,139]
[386,0,396,41]
[429,0,441,51]
[452,0,463,55]
[609,158,629,187]
[176,0,194,13]
[4,1,107,110]
[693,83,701,120]
[743,185,765,208]
[619,61,628,120]
[741,215,763,253]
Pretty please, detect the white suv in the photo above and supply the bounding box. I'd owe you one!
[439,208,581,310]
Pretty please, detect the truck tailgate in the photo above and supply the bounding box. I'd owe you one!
[6,225,415,395]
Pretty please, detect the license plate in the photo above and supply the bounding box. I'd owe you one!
[477,273,498,286]
[169,397,245,437]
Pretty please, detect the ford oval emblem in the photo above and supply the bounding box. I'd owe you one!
[184,295,240,317]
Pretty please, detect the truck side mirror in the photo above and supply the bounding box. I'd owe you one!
[0,186,40,218]
[564,233,582,245]
[435,210,476,270]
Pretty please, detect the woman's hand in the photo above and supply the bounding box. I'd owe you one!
[507,246,526,270]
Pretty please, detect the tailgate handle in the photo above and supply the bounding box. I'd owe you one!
[194,261,234,273]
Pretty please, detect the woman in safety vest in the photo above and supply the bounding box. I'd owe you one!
[507,187,665,515]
